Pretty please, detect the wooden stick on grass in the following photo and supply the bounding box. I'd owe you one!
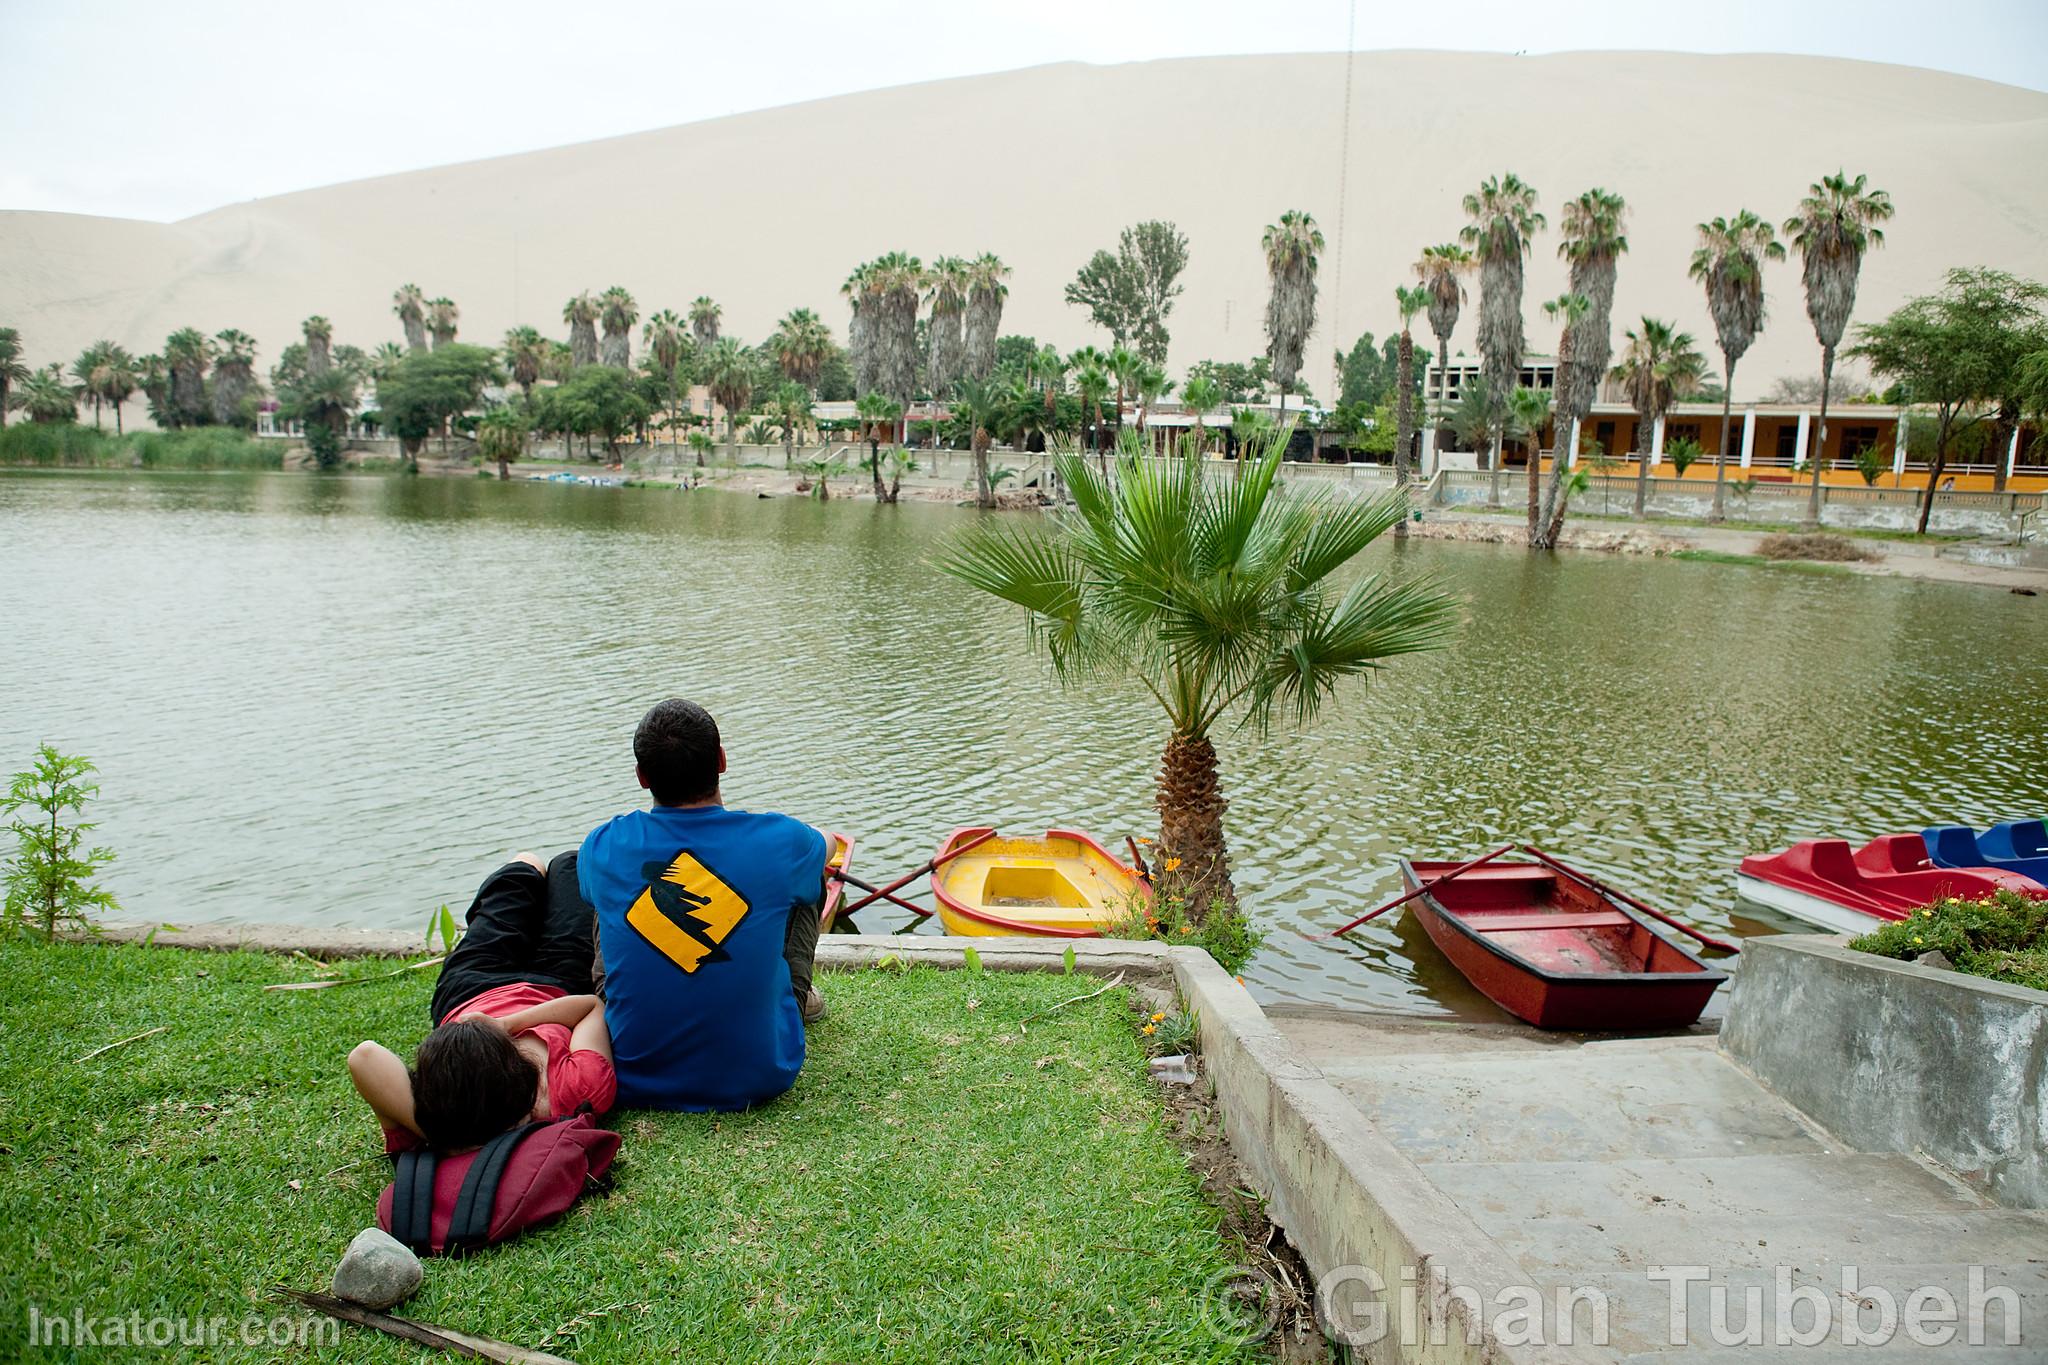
[265,957,444,993]
[72,1026,167,1063]
[1018,970,1125,1032]
[271,1287,578,1365]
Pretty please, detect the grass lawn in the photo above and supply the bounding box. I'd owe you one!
[0,938,1261,1362]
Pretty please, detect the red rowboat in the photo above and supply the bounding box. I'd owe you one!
[1398,855,1727,1030]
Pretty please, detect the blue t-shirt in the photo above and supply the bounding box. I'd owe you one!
[579,805,827,1111]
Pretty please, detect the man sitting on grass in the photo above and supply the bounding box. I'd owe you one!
[578,698,829,1112]
[348,852,616,1152]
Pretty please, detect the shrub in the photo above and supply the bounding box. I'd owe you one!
[130,428,280,470]
[1757,532,1874,562]
[0,424,121,467]
[1850,889,2048,992]
[1663,435,1704,478]
[303,421,343,470]
[1104,888,1264,976]
[3,746,119,936]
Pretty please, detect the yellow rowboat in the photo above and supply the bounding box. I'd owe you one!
[930,826,1150,938]
[818,831,856,931]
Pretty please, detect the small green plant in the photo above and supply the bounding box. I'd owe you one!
[1102,886,1264,976]
[1663,436,1704,478]
[424,903,464,953]
[1850,889,2048,992]
[3,746,120,936]
[304,421,344,470]
[1139,1002,1199,1054]
[988,464,1019,491]
[1854,439,1890,486]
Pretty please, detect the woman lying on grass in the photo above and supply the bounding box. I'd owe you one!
[348,852,616,1152]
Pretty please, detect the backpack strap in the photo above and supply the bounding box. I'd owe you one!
[389,1148,439,1254]
[445,1121,547,1256]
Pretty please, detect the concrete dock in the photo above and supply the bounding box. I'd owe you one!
[1271,1007,2046,1359]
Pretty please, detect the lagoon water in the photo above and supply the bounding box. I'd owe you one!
[4,469,2045,1014]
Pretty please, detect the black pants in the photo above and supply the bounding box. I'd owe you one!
[428,852,823,1025]
[429,852,598,1025]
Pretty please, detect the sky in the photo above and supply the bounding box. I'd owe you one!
[3,0,2044,222]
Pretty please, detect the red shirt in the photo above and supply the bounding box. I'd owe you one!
[382,982,617,1153]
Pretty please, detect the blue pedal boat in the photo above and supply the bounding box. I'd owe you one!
[1921,821,2048,884]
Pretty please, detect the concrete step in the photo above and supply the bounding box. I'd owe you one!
[1318,1044,1825,1164]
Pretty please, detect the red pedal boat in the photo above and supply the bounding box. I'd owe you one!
[1735,833,2042,935]
[1398,855,1727,1030]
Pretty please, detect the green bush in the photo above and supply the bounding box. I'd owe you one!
[0,424,121,466]
[1850,889,2048,992]
[0,425,280,470]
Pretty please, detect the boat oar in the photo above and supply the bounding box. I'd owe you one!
[1517,844,1739,955]
[1313,844,1517,939]
[827,868,928,918]
[840,828,999,917]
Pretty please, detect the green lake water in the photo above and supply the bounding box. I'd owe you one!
[3,469,2043,1014]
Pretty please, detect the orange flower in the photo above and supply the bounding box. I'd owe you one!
[1150,1012,1166,1023]
[1162,857,1183,873]
[1141,1023,1157,1036]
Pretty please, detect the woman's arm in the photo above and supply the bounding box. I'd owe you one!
[347,1041,422,1140]
[569,1002,612,1064]
[460,993,600,1037]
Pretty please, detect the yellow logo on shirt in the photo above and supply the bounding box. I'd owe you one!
[626,850,751,974]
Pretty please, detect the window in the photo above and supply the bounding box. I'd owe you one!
[1593,421,1617,457]
[1667,422,1702,446]
[1775,424,1799,462]
[1841,425,1881,458]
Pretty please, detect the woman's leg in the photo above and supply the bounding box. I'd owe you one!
[427,856,551,1024]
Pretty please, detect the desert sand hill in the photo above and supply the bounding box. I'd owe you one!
[3,51,2045,403]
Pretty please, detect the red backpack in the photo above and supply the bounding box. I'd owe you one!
[377,1111,620,1256]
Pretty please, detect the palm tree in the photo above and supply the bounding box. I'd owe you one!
[1262,210,1324,433]
[1534,294,1589,549]
[163,328,212,428]
[393,284,428,352]
[503,326,546,397]
[427,297,459,349]
[14,364,78,424]
[77,341,138,435]
[688,296,722,350]
[563,293,600,368]
[295,316,332,379]
[371,342,406,381]
[70,342,114,430]
[1460,174,1545,498]
[477,406,528,480]
[294,365,359,464]
[211,329,259,426]
[1106,344,1140,442]
[1414,244,1474,462]
[772,382,812,468]
[938,430,1456,915]
[771,307,832,392]
[841,263,879,397]
[1074,358,1111,467]
[1134,362,1173,437]
[640,311,687,436]
[1784,172,1893,526]
[1554,189,1627,457]
[854,391,904,501]
[700,337,753,464]
[1611,318,1708,518]
[962,254,1010,380]
[1691,211,1786,522]
[1175,374,1220,457]
[1392,285,1429,497]
[951,377,1005,509]
[1509,385,1554,542]
[924,259,968,425]
[599,287,637,368]
[871,253,923,422]
[0,328,30,430]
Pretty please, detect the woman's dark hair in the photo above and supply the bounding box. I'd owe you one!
[634,698,720,806]
[410,1020,538,1151]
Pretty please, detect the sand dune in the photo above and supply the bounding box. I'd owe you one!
[3,51,2045,401]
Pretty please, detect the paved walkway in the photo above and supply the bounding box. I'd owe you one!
[1269,1008,2046,1360]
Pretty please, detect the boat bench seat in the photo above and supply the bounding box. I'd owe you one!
[1462,909,1635,933]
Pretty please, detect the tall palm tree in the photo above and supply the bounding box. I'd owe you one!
[1106,344,1141,443]
[1611,318,1708,518]
[870,253,923,420]
[503,325,546,396]
[962,254,1010,381]
[163,328,212,428]
[599,286,637,368]
[772,382,813,468]
[1534,294,1589,549]
[1460,173,1545,498]
[13,364,78,424]
[563,293,600,368]
[371,341,406,380]
[1134,362,1173,436]
[79,341,138,435]
[689,296,722,350]
[427,297,460,349]
[1555,188,1627,466]
[302,316,334,377]
[841,263,879,397]
[70,342,114,430]
[0,328,30,429]
[1180,374,1222,456]
[924,259,968,418]
[1074,356,1110,465]
[1392,285,1428,497]
[951,376,1004,508]
[392,284,428,352]
[1690,211,1786,522]
[770,307,832,392]
[1784,171,1893,526]
[1031,344,1067,434]
[211,329,260,426]
[700,337,753,465]
[1509,384,1555,542]
[1414,244,1474,462]
[854,390,904,501]
[938,431,1455,914]
[1262,210,1324,433]
[640,312,686,435]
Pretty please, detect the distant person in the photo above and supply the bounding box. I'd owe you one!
[579,699,829,1111]
[348,853,616,1153]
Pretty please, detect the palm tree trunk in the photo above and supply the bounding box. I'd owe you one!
[1525,427,1541,544]
[1915,414,1953,535]
[973,428,993,508]
[870,437,885,501]
[1489,425,1503,506]
[1540,422,1576,549]
[1711,360,1736,523]
[114,401,123,436]
[1806,347,1833,528]
[726,415,737,467]
[1632,407,1653,519]
[1156,731,1236,919]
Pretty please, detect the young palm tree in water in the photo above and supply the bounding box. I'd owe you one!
[1460,174,1544,499]
[1392,285,1428,498]
[1414,243,1473,462]
[1611,317,1708,518]
[392,284,428,352]
[1690,211,1785,522]
[1262,210,1323,434]
[1784,172,1892,526]
[1533,293,1589,549]
[1555,189,1626,479]
[939,428,1456,917]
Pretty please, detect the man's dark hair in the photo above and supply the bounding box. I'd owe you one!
[634,699,721,806]
[410,1020,538,1151]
